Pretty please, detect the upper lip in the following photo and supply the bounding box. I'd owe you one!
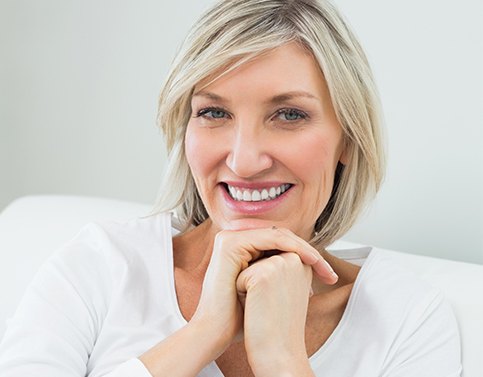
[222,181,292,189]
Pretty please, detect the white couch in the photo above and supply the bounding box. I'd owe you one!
[0,195,482,376]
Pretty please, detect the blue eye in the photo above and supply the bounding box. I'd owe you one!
[196,107,228,119]
[276,108,307,121]
[194,106,308,124]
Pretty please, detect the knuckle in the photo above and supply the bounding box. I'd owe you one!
[282,253,303,270]
[214,230,232,246]
[286,252,302,264]
[273,237,295,252]
[247,266,273,287]
[269,254,285,267]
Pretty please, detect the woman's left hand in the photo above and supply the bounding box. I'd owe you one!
[236,251,315,377]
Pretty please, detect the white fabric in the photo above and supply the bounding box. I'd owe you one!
[0,211,462,376]
[0,195,152,339]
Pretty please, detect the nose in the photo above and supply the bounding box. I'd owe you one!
[226,125,273,178]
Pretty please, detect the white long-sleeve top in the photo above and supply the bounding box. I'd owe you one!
[0,212,462,376]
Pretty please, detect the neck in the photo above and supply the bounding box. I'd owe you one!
[172,218,217,278]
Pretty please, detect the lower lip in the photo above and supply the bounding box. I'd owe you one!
[220,184,292,215]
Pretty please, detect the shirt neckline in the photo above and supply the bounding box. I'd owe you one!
[308,246,379,365]
[164,213,189,327]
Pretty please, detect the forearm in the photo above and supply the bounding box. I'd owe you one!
[251,353,315,377]
[138,320,226,377]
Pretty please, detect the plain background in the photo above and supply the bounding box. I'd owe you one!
[0,0,482,264]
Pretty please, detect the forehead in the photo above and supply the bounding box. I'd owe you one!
[192,42,327,98]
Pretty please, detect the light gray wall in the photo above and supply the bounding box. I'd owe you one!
[1,0,482,264]
[0,0,214,210]
[337,0,483,264]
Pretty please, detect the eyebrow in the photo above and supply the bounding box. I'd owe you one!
[192,90,319,104]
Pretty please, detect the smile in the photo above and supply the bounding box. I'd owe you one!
[225,183,292,202]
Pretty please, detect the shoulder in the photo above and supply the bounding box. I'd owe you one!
[52,211,172,259]
[42,212,174,286]
[355,248,454,323]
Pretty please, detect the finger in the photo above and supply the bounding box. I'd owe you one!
[270,227,338,284]
[217,228,338,284]
[237,290,247,309]
[236,252,312,295]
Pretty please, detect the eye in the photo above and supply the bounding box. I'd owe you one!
[274,108,308,122]
[194,106,230,120]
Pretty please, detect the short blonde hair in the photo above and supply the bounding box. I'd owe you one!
[149,0,385,249]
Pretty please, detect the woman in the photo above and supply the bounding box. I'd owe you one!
[0,0,461,376]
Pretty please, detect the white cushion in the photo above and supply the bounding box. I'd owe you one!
[0,195,481,376]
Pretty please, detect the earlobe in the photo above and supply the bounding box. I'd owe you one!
[339,143,350,166]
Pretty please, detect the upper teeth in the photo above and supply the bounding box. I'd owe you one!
[227,184,291,202]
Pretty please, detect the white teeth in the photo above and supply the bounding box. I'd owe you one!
[252,190,261,201]
[227,183,291,202]
[261,189,269,200]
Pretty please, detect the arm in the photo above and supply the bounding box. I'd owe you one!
[0,235,108,376]
[138,318,227,377]
[0,232,220,377]
[0,226,334,376]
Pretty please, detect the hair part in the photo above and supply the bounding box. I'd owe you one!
[148,0,385,250]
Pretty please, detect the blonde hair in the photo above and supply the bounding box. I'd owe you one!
[149,0,385,249]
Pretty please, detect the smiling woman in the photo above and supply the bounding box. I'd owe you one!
[0,0,462,376]
[155,4,385,252]
[184,43,347,238]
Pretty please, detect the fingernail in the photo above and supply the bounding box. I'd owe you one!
[309,287,314,297]
[321,259,338,279]
[323,259,335,273]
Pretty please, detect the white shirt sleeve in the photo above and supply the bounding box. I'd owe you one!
[380,290,462,377]
[0,226,153,377]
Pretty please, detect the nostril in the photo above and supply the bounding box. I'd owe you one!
[226,151,274,178]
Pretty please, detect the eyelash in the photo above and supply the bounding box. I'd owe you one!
[194,106,309,123]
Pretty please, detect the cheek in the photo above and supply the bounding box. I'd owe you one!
[185,126,207,180]
[289,131,342,217]
[184,124,224,181]
[184,125,198,170]
[287,131,341,179]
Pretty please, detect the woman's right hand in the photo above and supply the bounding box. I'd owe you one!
[189,226,338,355]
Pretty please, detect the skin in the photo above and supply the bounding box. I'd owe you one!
[139,41,361,377]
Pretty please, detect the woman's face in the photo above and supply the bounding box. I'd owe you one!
[185,42,347,240]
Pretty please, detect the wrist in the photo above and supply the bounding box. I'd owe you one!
[188,314,235,358]
[139,322,225,377]
[253,361,314,377]
[249,348,314,377]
